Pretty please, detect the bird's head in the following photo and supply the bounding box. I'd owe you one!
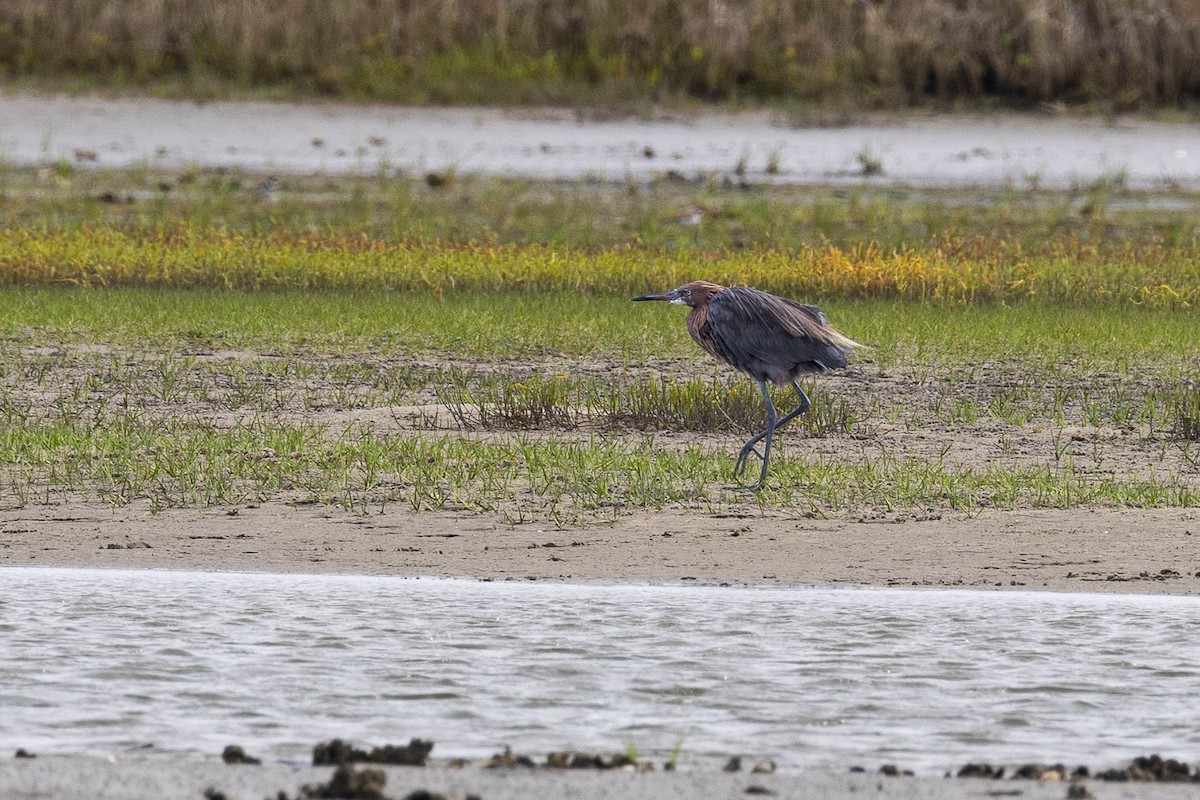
[632,280,724,308]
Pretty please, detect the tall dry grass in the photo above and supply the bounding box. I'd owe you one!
[2,0,1200,106]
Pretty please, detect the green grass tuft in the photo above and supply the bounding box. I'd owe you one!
[1175,384,1200,441]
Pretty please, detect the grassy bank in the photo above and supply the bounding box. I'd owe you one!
[4,1,1200,109]
[2,288,1198,518]
[2,288,1199,364]
[4,415,1194,519]
[2,167,1199,517]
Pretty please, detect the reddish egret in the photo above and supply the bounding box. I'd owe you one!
[633,280,860,491]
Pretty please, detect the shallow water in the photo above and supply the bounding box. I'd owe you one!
[3,95,1200,190]
[1,568,1198,773]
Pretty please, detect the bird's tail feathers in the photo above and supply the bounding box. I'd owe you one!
[827,328,867,353]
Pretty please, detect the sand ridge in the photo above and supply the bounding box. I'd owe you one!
[3,501,1198,594]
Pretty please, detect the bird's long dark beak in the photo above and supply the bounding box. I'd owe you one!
[632,290,676,302]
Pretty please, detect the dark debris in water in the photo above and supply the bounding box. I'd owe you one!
[485,745,654,771]
[206,737,1200,800]
[1096,754,1199,782]
[953,754,1200,784]
[13,749,36,759]
[545,751,643,770]
[957,763,1005,779]
[222,744,261,765]
[277,765,480,800]
[301,764,388,800]
[483,746,536,769]
[1013,763,1083,781]
[848,764,914,777]
[878,765,914,777]
[312,739,433,767]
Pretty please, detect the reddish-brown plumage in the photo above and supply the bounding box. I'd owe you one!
[632,279,861,490]
[650,279,859,384]
[680,281,726,364]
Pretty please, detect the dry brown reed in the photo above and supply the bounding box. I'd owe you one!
[2,0,1200,106]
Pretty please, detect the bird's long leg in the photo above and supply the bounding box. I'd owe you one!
[774,381,811,430]
[730,381,777,492]
[729,381,816,489]
[729,383,806,472]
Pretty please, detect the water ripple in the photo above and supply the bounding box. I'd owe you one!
[1,568,1199,773]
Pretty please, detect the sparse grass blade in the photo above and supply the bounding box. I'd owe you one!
[1174,382,1200,441]
[432,373,868,435]
[617,377,767,433]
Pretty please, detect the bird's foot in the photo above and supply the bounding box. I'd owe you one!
[725,480,765,493]
[733,442,766,477]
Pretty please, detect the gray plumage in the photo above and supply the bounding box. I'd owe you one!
[702,286,854,385]
[633,280,861,491]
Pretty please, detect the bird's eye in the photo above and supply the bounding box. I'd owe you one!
[682,289,691,297]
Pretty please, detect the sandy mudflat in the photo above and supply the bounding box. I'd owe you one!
[5,756,1200,800]
[2,501,1198,593]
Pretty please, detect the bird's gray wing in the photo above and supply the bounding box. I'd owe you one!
[780,298,829,326]
[706,287,846,378]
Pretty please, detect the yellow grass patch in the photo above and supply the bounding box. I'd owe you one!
[1,227,1197,307]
